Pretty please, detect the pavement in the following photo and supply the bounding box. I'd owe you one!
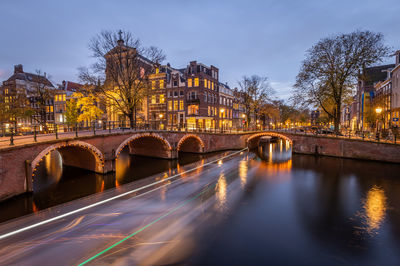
[0,149,254,265]
[0,129,135,149]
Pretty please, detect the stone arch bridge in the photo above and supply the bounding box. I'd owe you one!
[1,130,400,201]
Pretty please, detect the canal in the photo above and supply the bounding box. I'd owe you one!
[1,139,400,265]
[0,147,226,224]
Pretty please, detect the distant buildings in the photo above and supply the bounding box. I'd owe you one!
[1,64,55,129]
[341,50,400,133]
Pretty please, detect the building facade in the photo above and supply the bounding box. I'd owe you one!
[1,65,55,131]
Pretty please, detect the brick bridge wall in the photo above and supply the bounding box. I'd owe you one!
[0,131,399,201]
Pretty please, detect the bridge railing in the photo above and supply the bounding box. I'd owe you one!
[275,128,400,145]
[0,121,261,147]
[2,122,399,147]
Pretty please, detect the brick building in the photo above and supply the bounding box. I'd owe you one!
[356,64,395,130]
[1,64,55,129]
[391,51,400,128]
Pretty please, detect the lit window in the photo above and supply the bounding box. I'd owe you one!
[174,100,178,110]
[211,82,214,90]
[152,80,156,90]
[188,79,192,87]
[155,68,159,74]
[208,80,210,89]
[194,78,199,87]
[151,95,156,104]
[188,105,199,115]
[168,101,172,111]
[160,94,165,103]
[159,80,164,89]
[179,100,184,110]
[204,78,208,88]
[63,94,66,101]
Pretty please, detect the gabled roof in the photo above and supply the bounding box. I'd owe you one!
[5,72,54,87]
[361,64,395,86]
[61,80,83,91]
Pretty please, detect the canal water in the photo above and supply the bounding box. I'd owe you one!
[0,147,224,224]
[1,139,400,265]
[188,140,400,266]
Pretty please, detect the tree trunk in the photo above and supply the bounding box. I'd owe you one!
[334,105,341,134]
[129,112,134,130]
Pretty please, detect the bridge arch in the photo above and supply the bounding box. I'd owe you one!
[31,140,105,176]
[177,134,205,153]
[115,132,173,159]
[246,132,293,149]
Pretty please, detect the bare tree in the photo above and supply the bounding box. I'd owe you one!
[26,70,55,132]
[238,75,275,127]
[293,30,390,133]
[79,30,166,128]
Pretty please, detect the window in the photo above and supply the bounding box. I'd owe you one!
[188,79,192,87]
[208,80,210,89]
[173,80,178,87]
[159,80,164,89]
[155,68,159,74]
[168,101,172,111]
[188,105,199,115]
[151,95,156,104]
[168,91,172,97]
[208,106,211,116]
[204,78,208,88]
[194,78,199,87]
[204,93,207,102]
[179,100,184,110]
[174,100,178,110]
[190,91,197,99]
[211,82,214,90]
[151,80,156,90]
[160,94,165,103]
[63,94,66,101]
[174,91,178,97]
[180,90,184,96]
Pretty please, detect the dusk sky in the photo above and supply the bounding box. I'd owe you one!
[0,0,399,100]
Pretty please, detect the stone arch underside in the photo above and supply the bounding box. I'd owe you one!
[116,133,173,159]
[177,135,205,153]
[247,132,293,149]
[31,141,105,175]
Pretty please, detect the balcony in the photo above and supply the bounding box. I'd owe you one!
[186,97,200,104]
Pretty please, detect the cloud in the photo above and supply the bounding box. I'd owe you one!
[270,81,293,101]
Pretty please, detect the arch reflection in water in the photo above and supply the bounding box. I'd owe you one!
[257,138,292,163]
[215,173,227,211]
[239,160,248,188]
[33,150,63,192]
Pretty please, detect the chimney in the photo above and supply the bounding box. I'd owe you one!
[396,50,400,66]
[14,64,23,74]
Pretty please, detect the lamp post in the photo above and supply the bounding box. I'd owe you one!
[220,109,225,132]
[159,113,164,130]
[375,107,382,140]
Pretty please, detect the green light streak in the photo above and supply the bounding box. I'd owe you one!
[78,186,211,266]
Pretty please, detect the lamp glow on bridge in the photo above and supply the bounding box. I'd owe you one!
[375,107,382,114]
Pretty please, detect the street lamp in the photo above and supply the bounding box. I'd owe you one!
[159,114,164,130]
[375,107,382,140]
